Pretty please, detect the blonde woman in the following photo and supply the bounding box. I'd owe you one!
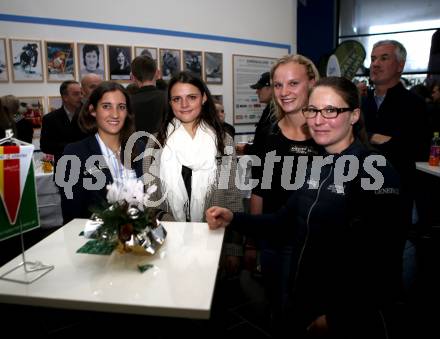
[249,54,321,333]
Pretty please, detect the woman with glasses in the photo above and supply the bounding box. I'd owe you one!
[206,77,404,338]
[143,71,243,275]
[59,82,144,223]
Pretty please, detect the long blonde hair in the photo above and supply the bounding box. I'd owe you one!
[270,54,320,120]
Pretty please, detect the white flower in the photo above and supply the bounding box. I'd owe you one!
[106,182,122,204]
[106,180,157,212]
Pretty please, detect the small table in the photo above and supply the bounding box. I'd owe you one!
[415,162,440,178]
[0,219,225,319]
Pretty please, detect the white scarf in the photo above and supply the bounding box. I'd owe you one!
[159,119,217,221]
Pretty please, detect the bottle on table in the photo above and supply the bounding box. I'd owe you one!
[428,131,440,166]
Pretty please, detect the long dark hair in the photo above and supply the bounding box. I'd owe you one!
[310,76,370,147]
[79,81,136,159]
[157,71,225,154]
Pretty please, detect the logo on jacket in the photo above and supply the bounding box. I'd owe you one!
[327,184,345,194]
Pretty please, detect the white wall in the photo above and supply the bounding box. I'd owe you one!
[0,0,297,134]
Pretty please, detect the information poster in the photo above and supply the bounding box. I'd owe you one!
[233,55,276,124]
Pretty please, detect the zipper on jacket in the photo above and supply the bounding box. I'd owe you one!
[292,166,334,293]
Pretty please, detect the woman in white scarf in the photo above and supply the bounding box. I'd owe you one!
[143,71,243,274]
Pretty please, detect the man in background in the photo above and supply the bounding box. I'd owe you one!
[40,80,84,169]
[362,40,430,236]
[236,71,274,155]
[130,55,167,135]
[80,73,102,101]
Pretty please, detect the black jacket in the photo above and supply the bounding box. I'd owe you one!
[362,82,430,188]
[244,103,275,155]
[15,118,34,144]
[40,107,87,166]
[58,135,144,223]
[131,85,167,135]
[231,140,404,337]
[222,122,235,138]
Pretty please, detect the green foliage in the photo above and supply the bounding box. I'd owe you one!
[92,202,155,240]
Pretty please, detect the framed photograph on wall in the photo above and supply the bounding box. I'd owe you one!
[233,54,276,124]
[108,45,132,81]
[134,46,158,62]
[204,52,222,84]
[46,41,76,82]
[77,43,105,80]
[9,39,43,82]
[159,48,181,81]
[0,38,8,82]
[18,96,44,128]
[183,50,202,79]
[47,96,62,113]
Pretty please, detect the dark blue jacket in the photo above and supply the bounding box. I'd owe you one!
[362,82,430,225]
[231,140,404,337]
[58,135,144,223]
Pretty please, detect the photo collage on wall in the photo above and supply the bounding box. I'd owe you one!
[0,37,229,134]
[0,37,224,85]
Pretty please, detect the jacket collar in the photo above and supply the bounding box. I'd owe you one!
[322,138,370,160]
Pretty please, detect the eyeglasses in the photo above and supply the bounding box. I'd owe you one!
[302,106,352,119]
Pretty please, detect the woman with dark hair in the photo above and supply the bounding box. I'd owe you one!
[82,44,104,77]
[143,71,243,273]
[207,77,404,338]
[111,48,130,78]
[59,81,143,223]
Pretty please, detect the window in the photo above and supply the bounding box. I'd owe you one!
[338,0,440,75]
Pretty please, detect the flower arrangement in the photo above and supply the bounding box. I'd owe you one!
[86,179,167,255]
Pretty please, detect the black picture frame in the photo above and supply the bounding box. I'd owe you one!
[108,45,132,82]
